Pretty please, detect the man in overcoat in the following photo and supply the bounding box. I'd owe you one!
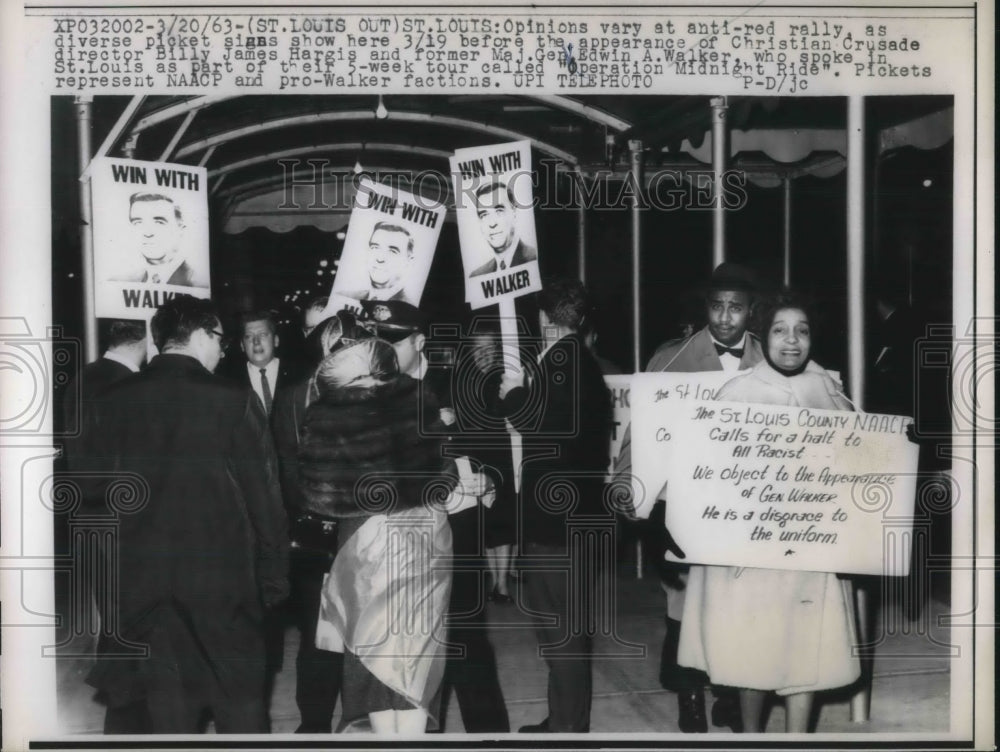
[499,278,613,733]
[617,262,763,732]
[83,295,289,733]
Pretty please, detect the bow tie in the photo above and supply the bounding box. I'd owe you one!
[715,343,744,359]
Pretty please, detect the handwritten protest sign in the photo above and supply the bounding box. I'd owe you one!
[91,157,210,318]
[327,178,444,315]
[450,140,541,309]
[631,373,919,575]
[613,371,733,517]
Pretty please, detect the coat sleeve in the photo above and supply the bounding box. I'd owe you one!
[271,383,305,515]
[230,394,290,608]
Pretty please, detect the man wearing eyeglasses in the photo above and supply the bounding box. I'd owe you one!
[82,294,289,734]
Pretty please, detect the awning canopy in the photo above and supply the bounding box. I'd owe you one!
[87,94,952,233]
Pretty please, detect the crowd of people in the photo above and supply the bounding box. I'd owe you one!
[66,264,883,735]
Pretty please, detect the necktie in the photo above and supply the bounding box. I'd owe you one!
[499,259,507,271]
[260,368,273,415]
[715,343,744,359]
[150,273,161,284]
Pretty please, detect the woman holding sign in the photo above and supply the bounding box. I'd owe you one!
[298,339,455,734]
[677,294,860,733]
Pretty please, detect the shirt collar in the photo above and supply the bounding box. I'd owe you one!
[709,332,748,351]
[247,358,279,378]
[142,255,185,285]
[495,241,518,272]
[537,333,571,364]
[103,350,140,373]
[369,283,405,301]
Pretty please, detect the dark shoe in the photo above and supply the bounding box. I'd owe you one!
[677,689,708,733]
[493,589,512,604]
[518,719,550,733]
[711,691,743,733]
[487,586,497,602]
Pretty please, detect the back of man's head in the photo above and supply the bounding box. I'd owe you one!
[538,277,591,332]
[106,320,147,350]
[151,295,220,352]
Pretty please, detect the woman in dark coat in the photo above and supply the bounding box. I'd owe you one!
[298,338,454,734]
[678,294,859,732]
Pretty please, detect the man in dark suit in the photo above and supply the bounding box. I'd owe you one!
[113,192,208,287]
[62,319,148,734]
[83,295,289,733]
[363,299,511,733]
[499,278,613,733]
[227,310,299,418]
[223,309,302,711]
[63,320,147,461]
[616,262,763,733]
[469,179,538,277]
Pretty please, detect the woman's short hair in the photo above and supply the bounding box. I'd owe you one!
[757,290,814,336]
[303,310,373,368]
[312,338,399,396]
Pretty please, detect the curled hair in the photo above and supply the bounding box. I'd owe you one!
[756,289,815,338]
[303,310,374,369]
[308,339,399,403]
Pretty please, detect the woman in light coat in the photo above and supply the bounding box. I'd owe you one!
[299,338,455,734]
[678,293,860,732]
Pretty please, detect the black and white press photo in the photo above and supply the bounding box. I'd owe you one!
[0,3,992,750]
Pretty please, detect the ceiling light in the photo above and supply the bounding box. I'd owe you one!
[316,269,323,276]
[922,178,933,187]
[375,95,388,120]
[336,230,346,240]
[319,259,329,267]
[353,160,363,174]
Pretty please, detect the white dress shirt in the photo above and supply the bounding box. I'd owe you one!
[246,358,280,411]
[710,332,749,372]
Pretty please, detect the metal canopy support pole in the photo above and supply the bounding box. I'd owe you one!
[628,139,643,579]
[576,168,587,283]
[846,94,871,724]
[629,140,643,373]
[783,177,793,286]
[79,95,145,181]
[847,97,867,413]
[159,109,198,162]
[711,97,728,268]
[75,96,99,364]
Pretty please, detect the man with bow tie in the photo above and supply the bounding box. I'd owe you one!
[638,262,763,733]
